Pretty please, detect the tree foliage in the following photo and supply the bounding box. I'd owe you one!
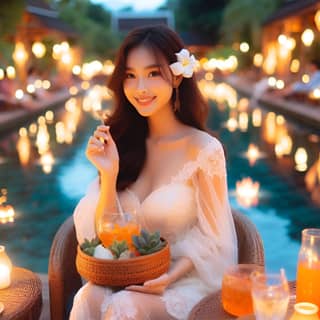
[174,0,228,44]
[221,0,281,50]
[52,0,121,59]
[0,1,25,38]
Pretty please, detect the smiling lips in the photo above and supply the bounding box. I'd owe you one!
[135,96,156,106]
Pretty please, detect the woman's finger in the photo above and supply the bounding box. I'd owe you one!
[89,136,104,147]
[93,131,109,145]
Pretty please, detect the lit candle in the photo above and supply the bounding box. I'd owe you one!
[0,246,12,289]
[0,265,11,289]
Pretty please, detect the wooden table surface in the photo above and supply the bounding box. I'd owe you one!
[0,267,42,320]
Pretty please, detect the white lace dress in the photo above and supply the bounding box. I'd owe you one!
[70,137,238,320]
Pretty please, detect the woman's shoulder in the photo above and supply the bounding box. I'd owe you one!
[186,128,223,159]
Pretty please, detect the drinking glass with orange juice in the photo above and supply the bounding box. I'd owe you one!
[296,229,320,316]
[221,264,264,317]
[97,212,140,252]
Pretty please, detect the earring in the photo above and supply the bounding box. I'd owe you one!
[173,87,180,112]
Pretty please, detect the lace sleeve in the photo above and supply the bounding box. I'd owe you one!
[73,177,100,244]
[171,138,226,184]
[170,139,238,290]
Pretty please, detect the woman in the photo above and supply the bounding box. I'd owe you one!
[70,25,237,320]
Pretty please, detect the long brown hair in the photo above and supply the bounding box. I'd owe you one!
[106,25,209,190]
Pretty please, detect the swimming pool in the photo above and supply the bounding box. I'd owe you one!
[0,87,319,280]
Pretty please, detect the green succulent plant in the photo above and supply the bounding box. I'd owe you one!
[80,237,101,256]
[132,229,165,255]
[109,240,128,259]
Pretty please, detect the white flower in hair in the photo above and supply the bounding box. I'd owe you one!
[169,49,197,78]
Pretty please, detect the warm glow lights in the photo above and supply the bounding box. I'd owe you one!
[310,88,320,100]
[252,108,262,127]
[238,98,249,111]
[275,135,292,158]
[12,42,28,64]
[238,112,248,132]
[42,80,51,90]
[302,74,310,84]
[301,29,314,47]
[0,69,4,80]
[40,151,55,174]
[0,189,15,224]
[315,10,320,31]
[236,177,260,207]
[32,41,46,58]
[15,89,24,100]
[36,123,50,155]
[240,42,249,53]
[246,144,260,166]
[294,147,308,172]
[0,246,12,289]
[204,72,214,81]
[290,59,300,73]
[226,118,238,132]
[16,127,31,166]
[6,66,16,79]
[263,45,277,75]
[253,53,263,67]
[27,84,35,94]
[45,110,54,123]
[72,65,81,75]
[268,77,277,87]
[275,79,285,90]
[69,86,78,95]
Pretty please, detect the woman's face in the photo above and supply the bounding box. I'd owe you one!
[123,45,174,117]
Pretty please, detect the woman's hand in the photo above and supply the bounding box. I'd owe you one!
[125,273,170,295]
[86,125,119,177]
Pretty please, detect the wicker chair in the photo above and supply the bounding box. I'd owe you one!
[48,210,264,320]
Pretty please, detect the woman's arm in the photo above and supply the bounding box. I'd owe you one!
[85,125,120,232]
[125,257,194,295]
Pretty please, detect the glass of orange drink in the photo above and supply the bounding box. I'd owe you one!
[97,212,140,251]
[221,264,264,317]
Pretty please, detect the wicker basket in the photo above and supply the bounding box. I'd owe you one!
[76,241,170,287]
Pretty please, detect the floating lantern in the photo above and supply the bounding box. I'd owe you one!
[16,127,31,166]
[0,189,15,224]
[40,151,55,174]
[246,144,260,166]
[236,177,260,207]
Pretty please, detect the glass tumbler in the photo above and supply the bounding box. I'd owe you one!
[221,264,264,317]
[251,271,290,320]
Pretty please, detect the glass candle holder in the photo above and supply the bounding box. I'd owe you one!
[0,245,12,289]
[290,302,319,320]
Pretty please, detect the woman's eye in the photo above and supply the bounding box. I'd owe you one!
[149,70,161,77]
[125,73,135,79]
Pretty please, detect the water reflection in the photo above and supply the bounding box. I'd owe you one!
[0,80,319,279]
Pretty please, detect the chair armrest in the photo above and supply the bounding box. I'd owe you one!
[232,210,265,266]
[48,216,82,320]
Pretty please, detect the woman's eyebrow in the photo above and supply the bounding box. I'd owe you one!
[125,64,161,71]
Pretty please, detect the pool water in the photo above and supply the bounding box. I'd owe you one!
[0,92,319,280]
